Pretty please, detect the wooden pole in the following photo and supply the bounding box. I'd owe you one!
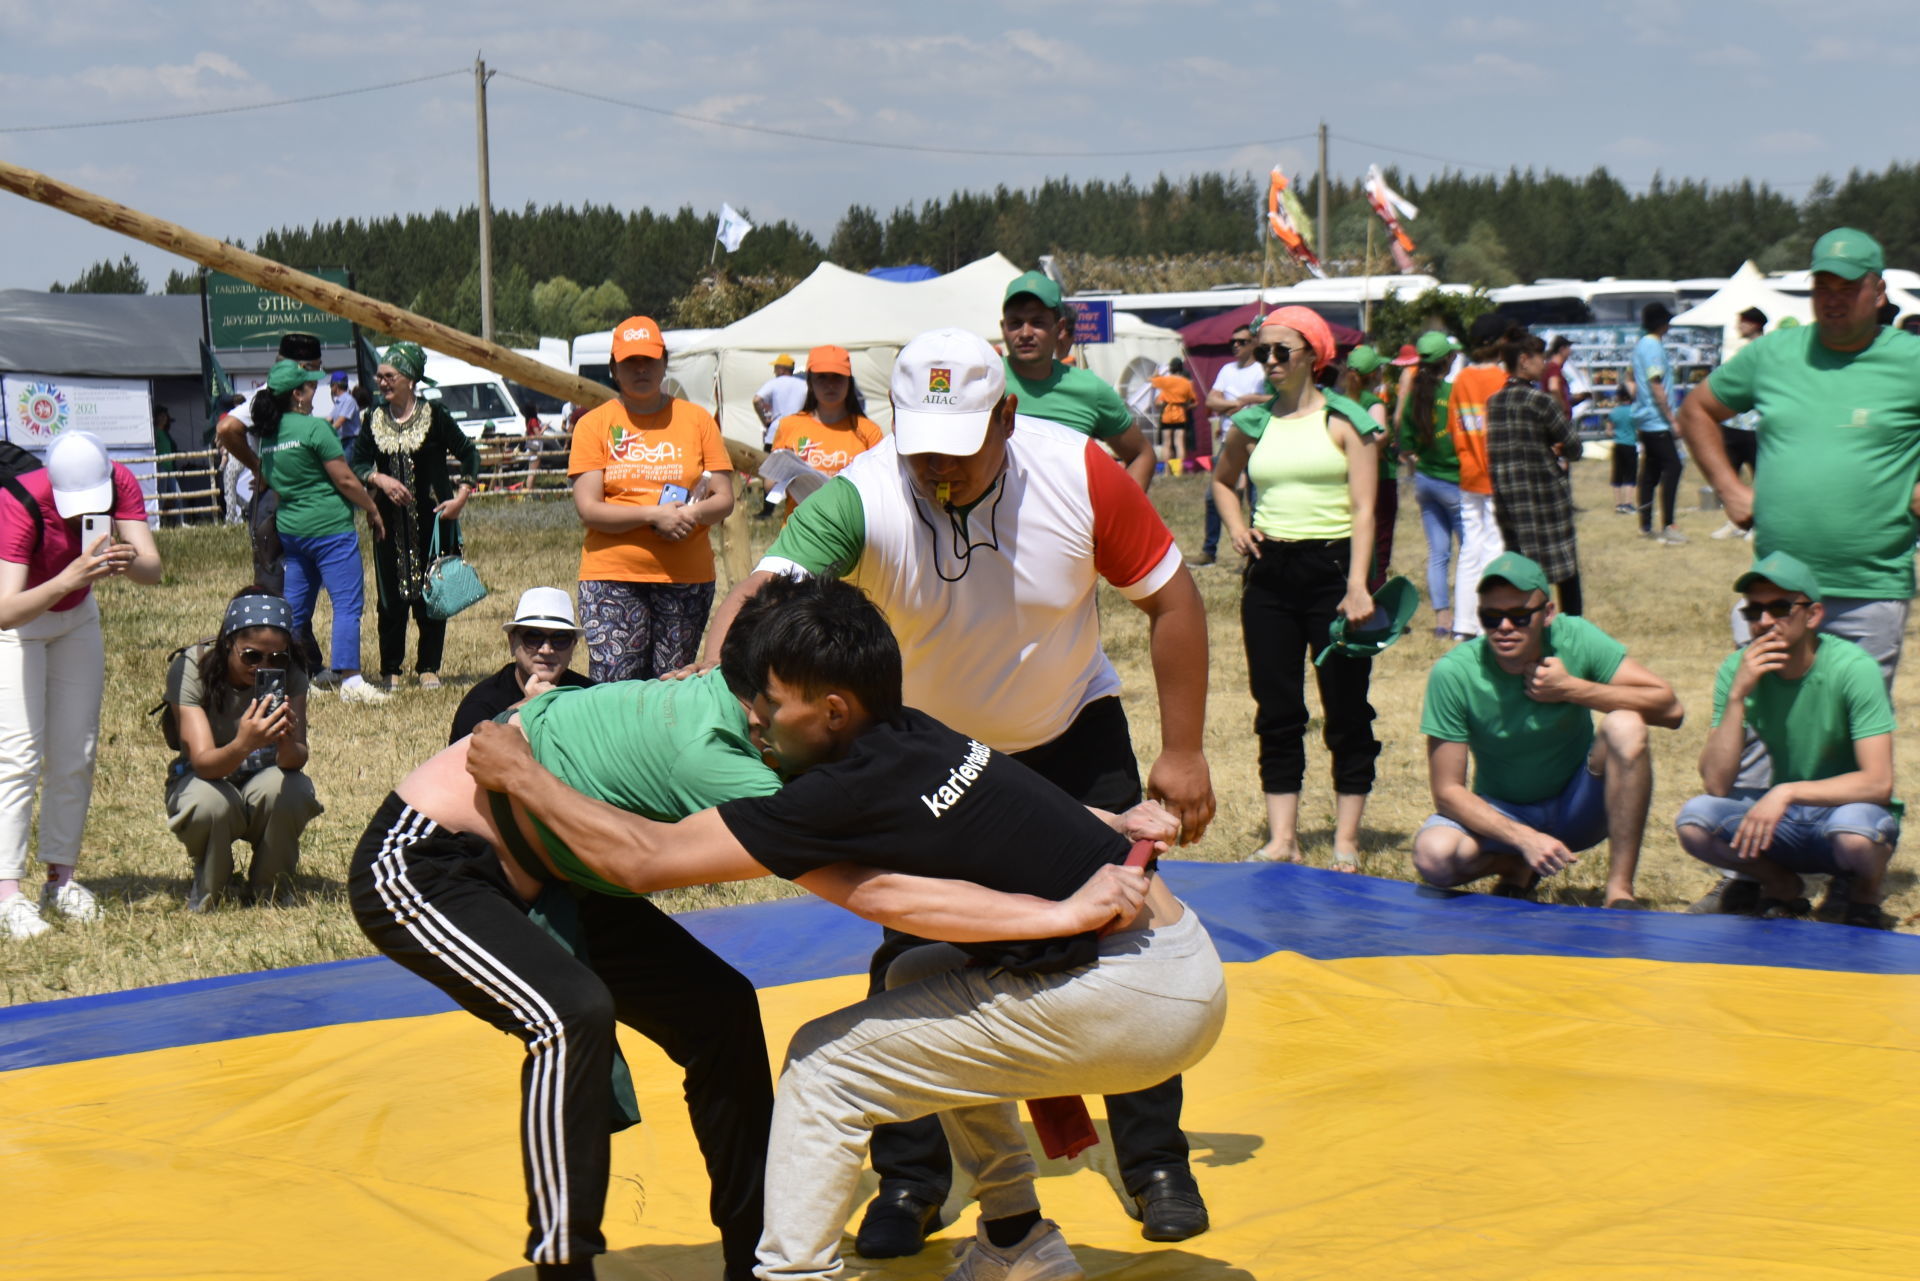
[1316,121,1330,266]
[0,157,763,471]
[474,55,495,344]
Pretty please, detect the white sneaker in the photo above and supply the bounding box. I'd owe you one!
[1710,521,1742,540]
[41,877,100,922]
[947,1219,1084,1281]
[338,678,391,704]
[1659,526,1690,546]
[0,892,51,939]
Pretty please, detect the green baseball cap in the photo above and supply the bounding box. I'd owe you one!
[1478,551,1551,597]
[1347,344,1385,375]
[266,359,326,393]
[1809,227,1884,281]
[1317,575,1419,666]
[1004,269,1062,312]
[1415,331,1452,363]
[1734,551,1823,603]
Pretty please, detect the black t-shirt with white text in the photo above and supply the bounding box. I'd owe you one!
[717,708,1130,972]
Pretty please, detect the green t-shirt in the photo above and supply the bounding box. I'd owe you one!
[1003,359,1133,440]
[517,669,781,895]
[1420,615,1627,803]
[1710,634,1895,785]
[1708,326,1920,599]
[767,475,867,576]
[1608,405,1636,446]
[259,412,354,537]
[1397,382,1458,483]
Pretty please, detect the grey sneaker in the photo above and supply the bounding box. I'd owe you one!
[1660,526,1690,546]
[947,1219,1084,1281]
[40,877,100,922]
[1686,878,1761,915]
[0,892,51,939]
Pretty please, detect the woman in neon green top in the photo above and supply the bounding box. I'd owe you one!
[1210,306,1380,870]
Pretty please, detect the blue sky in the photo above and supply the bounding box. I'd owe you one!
[1,0,1913,290]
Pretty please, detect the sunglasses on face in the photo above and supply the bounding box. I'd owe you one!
[1477,605,1543,632]
[1739,599,1810,623]
[515,629,578,652]
[239,647,288,666]
[1254,343,1308,365]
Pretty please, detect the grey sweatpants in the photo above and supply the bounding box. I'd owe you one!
[167,766,322,908]
[754,905,1228,1281]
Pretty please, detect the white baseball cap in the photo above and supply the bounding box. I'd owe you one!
[46,431,113,518]
[503,586,582,634]
[889,328,1006,457]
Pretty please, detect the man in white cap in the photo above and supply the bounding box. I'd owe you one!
[449,587,597,743]
[696,327,1219,1249]
[0,431,162,937]
[754,355,809,448]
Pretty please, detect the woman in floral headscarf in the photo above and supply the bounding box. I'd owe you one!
[350,342,482,691]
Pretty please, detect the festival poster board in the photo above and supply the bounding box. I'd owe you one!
[4,374,155,449]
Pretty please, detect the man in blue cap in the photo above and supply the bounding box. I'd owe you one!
[1411,552,1684,909]
[1675,553,1898,928]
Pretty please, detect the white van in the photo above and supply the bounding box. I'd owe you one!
[409,352,526,440]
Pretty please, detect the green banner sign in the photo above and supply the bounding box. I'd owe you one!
[206,269,353,350]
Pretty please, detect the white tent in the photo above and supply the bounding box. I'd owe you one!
[1672,261,1811,357]
[678,255,1183,444]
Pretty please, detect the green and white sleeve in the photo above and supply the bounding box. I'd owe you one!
[759,476,867,578]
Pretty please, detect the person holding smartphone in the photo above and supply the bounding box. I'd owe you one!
[0,431,161,938]
[163,589,321,910]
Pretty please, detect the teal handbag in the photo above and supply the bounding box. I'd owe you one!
[422,518,488,621]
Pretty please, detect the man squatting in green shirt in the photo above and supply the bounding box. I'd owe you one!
[1675,553,1900,930]
[1411,552,1685,909]
[346,669,1154,1281]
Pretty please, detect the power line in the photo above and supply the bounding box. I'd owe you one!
[0,68,467,134]
[497,70,1315,160]
[1331,133,1500,173]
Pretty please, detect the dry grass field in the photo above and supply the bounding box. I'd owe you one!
[4,458,1913,1005]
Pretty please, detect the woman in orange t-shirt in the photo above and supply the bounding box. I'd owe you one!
[568,315,735,681]
[1148,359,1197,472]
[1444,312,1512,638]
[766,345,883,515]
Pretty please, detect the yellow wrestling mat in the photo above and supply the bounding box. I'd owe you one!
[4,862,1918,1279]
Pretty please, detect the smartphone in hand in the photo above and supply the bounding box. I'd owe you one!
[80,513,112,553]
[658,483,690,506]
[254,667,287,714]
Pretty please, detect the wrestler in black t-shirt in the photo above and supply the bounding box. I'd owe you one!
[718,708,1130,973]
[449,663,595,744]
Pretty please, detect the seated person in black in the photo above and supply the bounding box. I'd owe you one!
[450,586,594,743]
[467,575,1228,1281]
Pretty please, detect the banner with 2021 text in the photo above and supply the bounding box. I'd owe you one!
[3,374,154,450]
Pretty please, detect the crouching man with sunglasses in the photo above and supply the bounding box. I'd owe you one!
[1412,553,1684,908]
[1675,554,1899,929]
[449,587,597,744]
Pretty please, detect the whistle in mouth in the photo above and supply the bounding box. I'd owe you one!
[937,482,952,506]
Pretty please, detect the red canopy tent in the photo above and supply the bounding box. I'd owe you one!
[1180,302,1367,454]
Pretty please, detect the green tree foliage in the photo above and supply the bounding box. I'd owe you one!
[163,268,201,295]
[50,254,148,294]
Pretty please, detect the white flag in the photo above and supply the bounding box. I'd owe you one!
[716,203,754,253]
[1364,165,1419,221]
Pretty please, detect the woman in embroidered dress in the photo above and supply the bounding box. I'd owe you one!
[351,342,482,691]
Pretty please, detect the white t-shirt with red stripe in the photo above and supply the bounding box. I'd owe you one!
[758,414,1181,751]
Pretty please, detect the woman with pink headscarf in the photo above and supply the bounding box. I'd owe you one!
[1209,306,1381,871]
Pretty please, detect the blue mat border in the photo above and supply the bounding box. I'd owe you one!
[2,860,1914,1072]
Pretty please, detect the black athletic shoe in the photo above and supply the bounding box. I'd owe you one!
[1134,1168,1210,1242]
[1685,878,1762,915]
[854,1187,943,1258]
[1815,875,1856,923]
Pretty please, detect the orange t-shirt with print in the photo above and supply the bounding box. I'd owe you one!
[568,397,734,583]
[1148,374,1196,424]
[770,412,884,478]
[1445,364,1507,495]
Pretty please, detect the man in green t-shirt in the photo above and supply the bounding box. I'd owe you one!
[1679,227,1920,683]
[1675,553,1899,929]
[1002,270,1156,488]
[1413,553,1684,908]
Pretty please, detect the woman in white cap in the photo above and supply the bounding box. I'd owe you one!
[0,431,161,937]
[250,358,388,702]
[448,586,596,742]
[163,586,321,909]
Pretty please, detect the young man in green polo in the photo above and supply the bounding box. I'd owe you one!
[1411,553,1684,908]
[1675,553,1899,928]
[1001,270,1156,488]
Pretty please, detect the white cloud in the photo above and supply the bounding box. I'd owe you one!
[75,51,253,103]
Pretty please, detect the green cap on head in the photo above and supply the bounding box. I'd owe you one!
[1415,331,1452,363]
[1003,269,1062,312]
[1478,551,1552,597]
[1346,344,1385,375]
[1735,551,1823,603]
[266,359,326,394]
[1317,575,1419,666]
[1809,227,1884,281]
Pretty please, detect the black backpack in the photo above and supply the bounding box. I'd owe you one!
[0,440,45,550]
